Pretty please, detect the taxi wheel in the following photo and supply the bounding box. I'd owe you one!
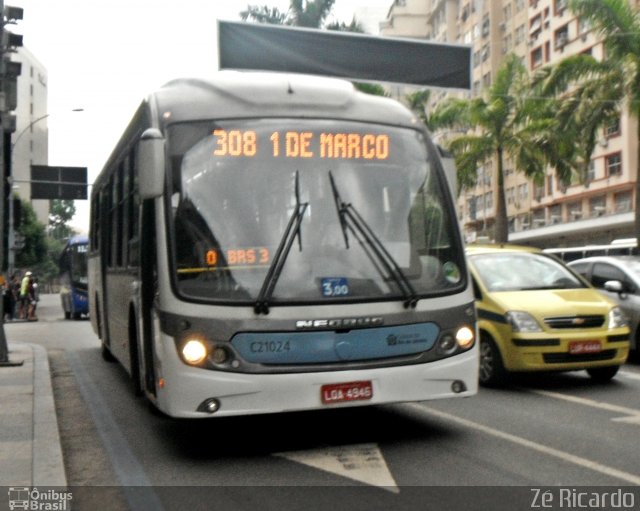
[479,334,507,387]
[586,365,619,382]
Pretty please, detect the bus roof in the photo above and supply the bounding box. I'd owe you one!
[93,71,425,194]
[150,72,418,128]
[66,234,88,246]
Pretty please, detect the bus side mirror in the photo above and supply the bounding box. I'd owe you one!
[437,145,457,199]
[138,128,165,199]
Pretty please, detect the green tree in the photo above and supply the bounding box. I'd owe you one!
[534,54,621,188]
[406,89,433,130]
[15,199,67,288]
[241,0,336,28]
[430,54,561,243]
[49,200,77,240]
[15,198,48,272]
[554,0,640,243]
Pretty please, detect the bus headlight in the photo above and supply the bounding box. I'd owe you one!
[455,326,475,349]
[182,339,208,365]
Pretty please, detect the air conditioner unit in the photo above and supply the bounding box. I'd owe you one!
[550,214,561,224]
[594,206,606,216]
[570,211,582,219]
[533,218,546,226]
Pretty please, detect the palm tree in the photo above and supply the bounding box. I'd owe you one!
[534,53,622,188]
[406,89,433,130]
[241,0,336,28]
[430,54,559,243]
[565,0,640,246]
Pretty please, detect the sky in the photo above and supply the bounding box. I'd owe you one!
[8,0,392,232]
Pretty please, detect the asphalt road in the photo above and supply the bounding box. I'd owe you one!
[7,294,640,511]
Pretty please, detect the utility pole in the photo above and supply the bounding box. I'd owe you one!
[0,0,23,366]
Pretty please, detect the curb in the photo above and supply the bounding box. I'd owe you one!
[30,343,67,486]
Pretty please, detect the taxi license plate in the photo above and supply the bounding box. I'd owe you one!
[321,381,373,405]
[569,341,602,355]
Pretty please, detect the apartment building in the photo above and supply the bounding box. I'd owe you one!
[11,46,49,225]
[382,0,638,249]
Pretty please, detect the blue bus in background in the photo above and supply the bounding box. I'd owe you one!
[60,235,89,319]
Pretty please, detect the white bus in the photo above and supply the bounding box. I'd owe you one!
[88,72,478,418]
[544,239,638,262]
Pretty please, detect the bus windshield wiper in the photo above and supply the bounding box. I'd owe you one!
[327,171,418,309]
[255,171,308,315]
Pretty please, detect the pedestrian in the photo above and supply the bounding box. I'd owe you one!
[28,276,38,321]
[19,270,32,320]
[1,275,10,321]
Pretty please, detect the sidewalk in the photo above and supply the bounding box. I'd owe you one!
[0,341,67,487]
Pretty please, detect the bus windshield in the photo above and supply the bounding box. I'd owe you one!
[168,119,465,305]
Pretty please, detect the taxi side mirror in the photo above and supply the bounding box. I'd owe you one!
[604,280,625,296]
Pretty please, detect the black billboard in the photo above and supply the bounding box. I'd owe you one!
[30,165,88,200]
[218,21,472,90]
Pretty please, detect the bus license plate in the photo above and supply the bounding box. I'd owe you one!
[569,341,601,354]
[321,381,373,405]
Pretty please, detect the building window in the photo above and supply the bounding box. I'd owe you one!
[605,117,620,137]
[568,202,582,220]
[481,44,490,62]
[484,191,493,210]
[531,47,543,68]
[587,160,596,182]
[555,25,569,50]
[546,174,554,195]
[518,183,529,200]
[589,196,606,217]
[555,0,568,13]
[482,15,490,37]
[606,152,622,177]
[534,182,545,200]
[615,191,631,213]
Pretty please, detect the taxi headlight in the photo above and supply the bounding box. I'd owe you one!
[182,339,208,365]
[506,311,542,333]
[608,306,628,329]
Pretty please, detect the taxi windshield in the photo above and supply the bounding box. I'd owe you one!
[166,119,465,305]
[470,251,586,292]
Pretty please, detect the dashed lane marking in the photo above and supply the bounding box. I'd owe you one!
[408,403,640,485]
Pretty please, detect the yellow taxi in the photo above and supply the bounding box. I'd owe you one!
[466,244,630,386]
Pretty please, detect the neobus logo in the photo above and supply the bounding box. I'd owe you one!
[296,317,384,330]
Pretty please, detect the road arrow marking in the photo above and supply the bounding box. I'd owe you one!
[531,389,640,425]
[274,443,399,493]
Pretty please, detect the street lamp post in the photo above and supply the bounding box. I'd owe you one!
[8,108,84,276]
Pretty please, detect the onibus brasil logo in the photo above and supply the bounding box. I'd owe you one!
[7,487,72,510]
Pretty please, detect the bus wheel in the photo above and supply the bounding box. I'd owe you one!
[586,365,619,382]
[479,333,507,387]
